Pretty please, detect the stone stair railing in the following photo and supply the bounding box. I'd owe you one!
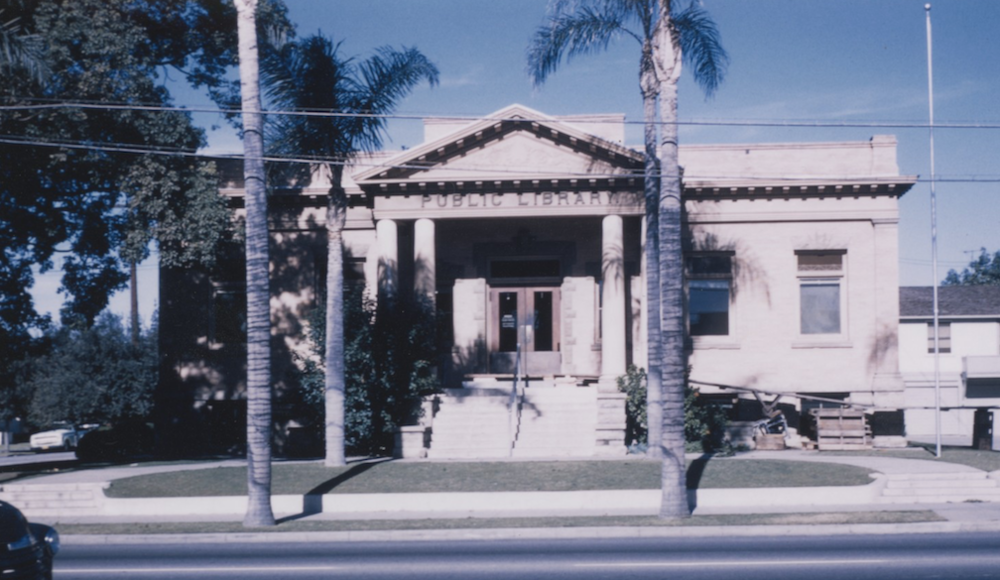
[0,481,107,518]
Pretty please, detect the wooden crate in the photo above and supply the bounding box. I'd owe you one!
[755,433,786,450]
[812,408,872,450]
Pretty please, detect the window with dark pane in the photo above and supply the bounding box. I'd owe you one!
[686,255,732,336]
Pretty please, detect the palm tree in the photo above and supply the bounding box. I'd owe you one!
[234,0,275,528]
[261,34,438,467]
[654,0,726,519]
[529,0,666,461]
[528,0,725,519]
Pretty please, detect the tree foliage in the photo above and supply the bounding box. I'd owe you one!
[0,0,292,431]
[943,248,1000,286]
[0,0,246,334]
[299,284,440,456]
[24,313,157,428]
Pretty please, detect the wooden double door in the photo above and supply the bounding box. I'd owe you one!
[488,287,561,375]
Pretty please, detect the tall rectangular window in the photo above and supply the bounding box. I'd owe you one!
[686,254,732,336]
[797,251,844,335]
[927,322,951,353]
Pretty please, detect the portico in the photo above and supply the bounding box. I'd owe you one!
[354,105,647,391]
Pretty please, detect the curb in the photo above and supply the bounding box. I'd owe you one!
[62,520,1000,545]
[88,482,882,518]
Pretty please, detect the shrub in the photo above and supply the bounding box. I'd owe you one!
[76,420,154,462]
[616,366,647,446]
[24,313,156,430]
[618,365,729,452]
[298,284,441,455]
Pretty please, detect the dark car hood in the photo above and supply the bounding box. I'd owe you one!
[0,502,31,546]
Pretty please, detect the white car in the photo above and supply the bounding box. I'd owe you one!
[29,423,89,451]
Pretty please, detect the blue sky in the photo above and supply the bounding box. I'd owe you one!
[31,0,1000,326]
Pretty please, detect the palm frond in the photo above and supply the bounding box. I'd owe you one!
[352,46,439,152]
[671,3,727,97]
[260,34,437,164]
[528,5,641,87]
[0,11,49,82]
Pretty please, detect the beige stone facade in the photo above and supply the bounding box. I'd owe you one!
[159,104,916,456]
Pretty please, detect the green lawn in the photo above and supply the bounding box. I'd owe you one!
[104,458,875,498]
[56,510,943,535]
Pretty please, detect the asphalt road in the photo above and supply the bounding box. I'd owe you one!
[55,532,1000,579]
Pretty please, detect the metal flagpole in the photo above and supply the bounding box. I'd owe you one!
[925,3,943,458]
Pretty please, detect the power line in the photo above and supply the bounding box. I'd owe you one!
[7,134,1000,184]
[4,98,1000,130]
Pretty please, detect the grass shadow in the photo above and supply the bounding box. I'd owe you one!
[278,457,395,523]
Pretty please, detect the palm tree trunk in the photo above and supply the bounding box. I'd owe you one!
[129,260,139,347]
[235,0,275,528]
[656,4,690,519]
[324,166,347,467]
[640,49,663,459]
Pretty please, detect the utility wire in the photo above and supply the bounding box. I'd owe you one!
[8,135,1000,183]
[3,98,1000,130]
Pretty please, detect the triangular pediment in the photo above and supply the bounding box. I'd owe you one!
[354,105,643,190]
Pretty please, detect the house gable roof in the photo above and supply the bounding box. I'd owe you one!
[900,286,1000,318]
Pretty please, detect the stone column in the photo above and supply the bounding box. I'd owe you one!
[413,218,436,307]
[635,216,648,369]
[376,219,398,304]
[601,215,627,380]
[597,215,628,456]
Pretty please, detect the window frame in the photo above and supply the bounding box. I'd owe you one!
[685,252,737,347]
[927,321,952,354]
[794,250,850,346]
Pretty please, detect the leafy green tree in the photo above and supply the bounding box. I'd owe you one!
[1,0,239,330]
[260,33,438,466]
[25,313,156,428]
[944,248,1000,286]
[0,0,255,429]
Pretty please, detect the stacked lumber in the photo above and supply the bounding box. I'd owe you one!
[812,408,872,450]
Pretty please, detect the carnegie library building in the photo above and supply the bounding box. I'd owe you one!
[158,104,917,457]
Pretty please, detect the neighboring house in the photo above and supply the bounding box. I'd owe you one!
[900,286,1000,445]
[158,104,917,456]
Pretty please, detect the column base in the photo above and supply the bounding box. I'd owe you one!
[595,378,627,455]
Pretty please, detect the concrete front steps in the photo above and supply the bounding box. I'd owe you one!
[0,482,106,518]
[879,472,1000,504]
[426,387,513,459]
[426,381,599,459]
[513,386,597,458]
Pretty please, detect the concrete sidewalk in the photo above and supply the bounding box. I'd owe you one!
[4,450,1000,534]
